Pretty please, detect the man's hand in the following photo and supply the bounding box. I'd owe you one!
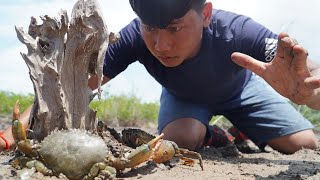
[231,33,320,110]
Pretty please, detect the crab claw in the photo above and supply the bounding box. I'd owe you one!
[125,133,164,168]
[13,100,21,120]
[107,133,164,171]
[147,133,164,148]
[12,101,26,142]
[151,140,204,170]
[12,101,36,157]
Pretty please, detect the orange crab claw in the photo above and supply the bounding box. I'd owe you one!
[123,133,164,168]
[13,100,21,120]
[147,133,164,148]
[12,101,27,142]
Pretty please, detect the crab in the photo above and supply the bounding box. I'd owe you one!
[11,102,203,179]
[99,122,204,170]
[12,102,162,179]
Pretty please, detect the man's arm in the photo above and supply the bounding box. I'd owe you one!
[231,32,320,110]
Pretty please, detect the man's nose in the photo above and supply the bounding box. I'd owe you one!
[154,31,171,52]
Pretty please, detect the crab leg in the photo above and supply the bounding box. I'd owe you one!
[177,148,204,170]
[26,160,53,176]
[84,162,116,180]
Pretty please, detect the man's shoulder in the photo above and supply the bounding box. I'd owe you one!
[120,18,141,36]
[112,18,145,51]
[209,9,251,40]
[212,9,249,24]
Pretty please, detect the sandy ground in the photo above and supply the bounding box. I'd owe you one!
[1,116,320,180]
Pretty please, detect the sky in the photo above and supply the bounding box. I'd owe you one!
[0,0,319,102]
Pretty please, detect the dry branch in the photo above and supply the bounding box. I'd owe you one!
[15,0,113,141]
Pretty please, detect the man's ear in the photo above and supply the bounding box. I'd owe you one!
[202,2,212,27]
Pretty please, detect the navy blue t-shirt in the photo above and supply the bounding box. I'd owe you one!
[103,9,278,105]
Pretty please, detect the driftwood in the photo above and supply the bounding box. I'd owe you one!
[15,0,115,141]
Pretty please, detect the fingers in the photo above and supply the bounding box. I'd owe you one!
[275,33,289,59]
[277,35,299,60]
[231,52,266,76]
[292,44,309,75]
[277,32,309,75]
[305,76,320,89]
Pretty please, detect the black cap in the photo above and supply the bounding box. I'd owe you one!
[129,0,195,28]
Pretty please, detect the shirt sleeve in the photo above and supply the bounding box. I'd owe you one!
[103,19,143,78]
[233,16,278,62]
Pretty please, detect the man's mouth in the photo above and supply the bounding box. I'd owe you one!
[158,56,170,60]
[157,56,177,61]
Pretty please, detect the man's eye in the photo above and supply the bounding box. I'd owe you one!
[144,26,156,32]
[168,26,182,32]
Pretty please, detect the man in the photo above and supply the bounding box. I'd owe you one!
[1,0,319,153]
[92,0,319,153]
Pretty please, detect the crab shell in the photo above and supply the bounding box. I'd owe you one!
[38,129,108,179]
[121,128,156,148]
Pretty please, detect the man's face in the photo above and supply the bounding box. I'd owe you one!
[140,6,210,67]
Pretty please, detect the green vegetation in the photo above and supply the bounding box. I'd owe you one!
[290,103,320,129]
[90,95,159,126]
[0,91,159,126]
[0,90,319,131]
[0,91,34,114]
